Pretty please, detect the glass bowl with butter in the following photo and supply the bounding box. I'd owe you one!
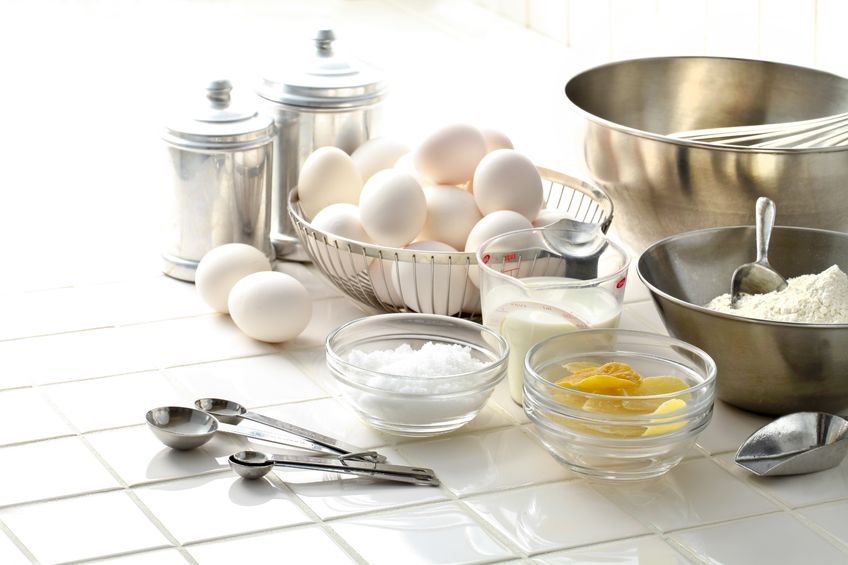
[524,329,716,481]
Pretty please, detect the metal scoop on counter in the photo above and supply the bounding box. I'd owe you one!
[735,412,848,476]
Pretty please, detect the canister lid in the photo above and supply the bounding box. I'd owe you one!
[257,29,388,109]
[164,80,276,150]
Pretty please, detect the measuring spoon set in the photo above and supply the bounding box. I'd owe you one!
[145,398,439,486]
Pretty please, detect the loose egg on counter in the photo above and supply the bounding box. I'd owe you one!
[228,271,312,343]
[359,169,427,247]
[419,185,482,250]
[464,210,533,286]
[413,124,487,185]
[298,146,363,220]
[195,243,272,313]
[480,128,514,152]
[351,137,410,182]
[472,149,543,221]
[394,241,467,316]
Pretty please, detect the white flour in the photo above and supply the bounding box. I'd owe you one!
[706,265,848,324]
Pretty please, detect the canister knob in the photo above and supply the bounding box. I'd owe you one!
[206,79,233,108]
[314,29,336,55]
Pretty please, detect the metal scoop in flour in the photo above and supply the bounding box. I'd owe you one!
[730,197,788,305]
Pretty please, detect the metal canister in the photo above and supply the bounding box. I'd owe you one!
[162,79,276,281]
[258,29,388,261]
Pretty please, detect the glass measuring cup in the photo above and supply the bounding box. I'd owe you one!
[476,226,630,404]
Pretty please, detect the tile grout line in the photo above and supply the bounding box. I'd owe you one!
[0,517,39,564]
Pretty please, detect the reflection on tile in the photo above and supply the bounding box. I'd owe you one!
[0,287,114,341]
[331,502,514,565]
[694,400,772,455]
[258,398,396,449]
[43,370,194,432]
[488,379,529,424]
[0,530,30,565]
[714,452,848,509]
[0,326,156,386]
[622,301,666,334]
[398,427,571,496]
[671,513,848,565]
[86,548,190,564]
[466,481,649,554]
[281,447,448,519]
[99,276,212,325]
[283,297,371,350]
[86,425,237,485]
[530,535,693,564]
[164,353,327,408]
[592,458,778,532]
[0,491,169,564]
[0,437,119,506]
[0,387,73,445]
[798,500,848,548]
[285,347,340,395]
[134,473,310,543]
[187,526,355,564]
[125,315,279,369]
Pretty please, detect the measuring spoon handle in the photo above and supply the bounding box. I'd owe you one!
[216,421,328,453]
[265,453,439,486]
[242,411,379,461]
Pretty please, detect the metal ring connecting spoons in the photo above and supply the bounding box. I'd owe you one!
[228,450,440,486]
[145,406,378,458]
[194,397,386,463]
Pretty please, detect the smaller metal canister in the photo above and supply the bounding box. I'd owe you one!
[162,80,276,282]
[258,29,388,261]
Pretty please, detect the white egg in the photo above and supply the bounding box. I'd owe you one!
[480,128,514,152]
[298,147,363,220]
[359,169,427,247]
[368,257,402,307]
[195,244,272,313]
[464,210,533,286]
[532,208,575,228]
[310,203,371,276]
[419,185,482,250]
[350,138,410,182]
[228,271,312,343]
[394,152,433,186]
[413,124,487,185]
[472,149,543,221]
[394,241,467,315]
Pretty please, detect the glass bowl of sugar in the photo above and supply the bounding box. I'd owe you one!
[326,314,509,436]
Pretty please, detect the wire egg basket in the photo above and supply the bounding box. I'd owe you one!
[288,167,613,319]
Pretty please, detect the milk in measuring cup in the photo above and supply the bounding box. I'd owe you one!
[482,277,621,404]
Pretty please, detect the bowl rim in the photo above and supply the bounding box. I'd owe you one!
[325,313,510,382]
[475,227,631,289]
[637,224,848,328]
[523,328,717,408]
[564,55,848,155]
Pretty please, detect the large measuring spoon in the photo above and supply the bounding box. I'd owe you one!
[146,406,372,455]
[193,397,383,462]
[228,450,440,486]
[730,197,788,305]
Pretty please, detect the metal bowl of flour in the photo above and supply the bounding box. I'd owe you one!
[637,225,848,415]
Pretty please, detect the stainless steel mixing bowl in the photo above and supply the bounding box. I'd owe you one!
[565,56,848,251]
[637,225,848,415]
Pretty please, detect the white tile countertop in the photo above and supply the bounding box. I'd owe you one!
[2,1,848,564]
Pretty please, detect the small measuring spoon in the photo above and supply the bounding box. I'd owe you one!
[146,406,369,454]
[194,397,384,462]
[228,450,440,486]
[735,412,848,476]
[730,197,788,305]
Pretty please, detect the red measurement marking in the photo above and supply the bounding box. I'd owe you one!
[482,254,491,264]
[502,267,520,274]
[503,253,517,262]
[616,277,627,289]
